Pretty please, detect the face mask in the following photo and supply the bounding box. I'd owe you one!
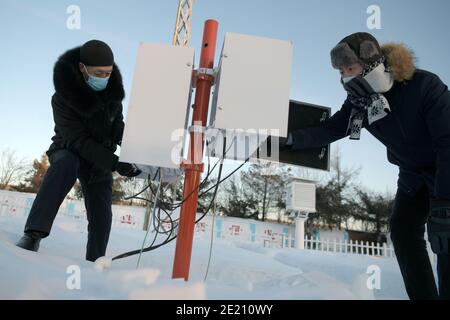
[363,63,394,93]
[83,65,110,91]
[341,75,356,84]
[343,63,393,97]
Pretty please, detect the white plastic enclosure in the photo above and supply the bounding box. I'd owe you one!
[120,43,194,169]
[211,32,293,137]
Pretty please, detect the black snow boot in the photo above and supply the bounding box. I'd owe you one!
[16,231,45,252]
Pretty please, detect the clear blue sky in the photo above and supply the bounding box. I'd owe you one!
[1,0,449,195]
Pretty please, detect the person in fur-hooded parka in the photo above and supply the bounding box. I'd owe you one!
[286,32,450,300]
[47,43,126,177]
[16,40,140,262]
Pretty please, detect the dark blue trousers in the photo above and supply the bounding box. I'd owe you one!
[390,185,450,299]
[24,149,113,261]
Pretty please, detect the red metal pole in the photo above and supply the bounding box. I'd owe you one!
[172,19,218,281]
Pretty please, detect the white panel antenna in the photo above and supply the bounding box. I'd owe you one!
[120,43,194,170]
[211,33,292,137]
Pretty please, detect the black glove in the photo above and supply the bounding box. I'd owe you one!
[427,198,450,254]
[114,162,142,178]
[343,76,376,98]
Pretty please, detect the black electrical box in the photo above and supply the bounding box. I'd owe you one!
[254,100,331,171]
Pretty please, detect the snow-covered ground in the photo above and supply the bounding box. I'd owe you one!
[0,214,410,300]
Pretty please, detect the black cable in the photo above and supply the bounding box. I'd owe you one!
[130,145,247,230]
[199,158,248,196]
[123,168,160,201]
[156,206,176,235]
[112,137,245,261]
[118,153,249,235]
[128,141,217,234]
[114,159,225,260]
[113,182,176,261]
[145,137,234,211]
[117,154,248,235]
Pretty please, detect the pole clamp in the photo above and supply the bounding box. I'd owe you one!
[191,67,219,87]
[188,125,206,134]
[180,160,204,172]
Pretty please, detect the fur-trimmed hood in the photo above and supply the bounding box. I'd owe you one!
[53,46,125,117]
[381,43,416,82]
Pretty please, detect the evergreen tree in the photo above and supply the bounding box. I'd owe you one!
[220,175,258,219]
[355,189,394,241]
[306,148,361,232]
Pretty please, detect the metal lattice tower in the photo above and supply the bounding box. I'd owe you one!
[173,0,194,46]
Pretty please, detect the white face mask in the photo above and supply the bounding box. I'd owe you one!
[342,75,356,84]
[363,63,394,93]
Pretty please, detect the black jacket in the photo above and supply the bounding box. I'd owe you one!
[46,46,125,177]
[291,44,450,200]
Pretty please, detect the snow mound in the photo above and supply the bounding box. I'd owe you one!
[0,214,408,299]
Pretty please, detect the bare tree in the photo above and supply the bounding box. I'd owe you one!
[14,153,49,193]
[0,148,29,190]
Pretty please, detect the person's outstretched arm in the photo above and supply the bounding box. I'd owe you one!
[290,100,353,150]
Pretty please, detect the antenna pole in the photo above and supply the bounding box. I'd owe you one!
[172,19,218,281]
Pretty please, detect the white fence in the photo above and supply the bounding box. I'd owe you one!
[1,190,401,259]
[304,236,395,258]
[260,233,396,258]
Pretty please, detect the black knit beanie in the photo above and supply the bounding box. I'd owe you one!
[330,32,383,69]
[80,40,114,66]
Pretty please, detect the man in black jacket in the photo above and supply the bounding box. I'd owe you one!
[283,33,450,299]
[16,40,141,262]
